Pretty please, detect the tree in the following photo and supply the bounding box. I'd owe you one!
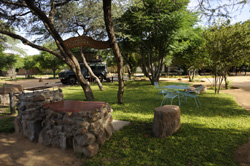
[36,51,65,78]
[0,0,96,100]
[103,0,124,103]
[53,0,123,95]
[203,20,250,93]
[117,0,192,84]
[172,27,205,82]
[117,38,141,79]
[191,0,248,23]
[35,42,65,78]
[0,51,24,79]
[0,50,16,71]
[0,0,127,103]
[23,55,39,78]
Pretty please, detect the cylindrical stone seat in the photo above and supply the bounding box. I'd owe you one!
[152,105,181,138]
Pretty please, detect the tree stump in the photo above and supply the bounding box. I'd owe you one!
[152,105,181,138]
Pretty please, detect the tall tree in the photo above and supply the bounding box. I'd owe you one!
[0,0,126,103]
[117,0,192,84]
[0,52,24,78]
[36,51,65,78]
[203,20,250,93]
[0,0,113,101]
[172,27,205,82]
[0,46,14,71]
[103,0,124,104]
[23,55,39,78]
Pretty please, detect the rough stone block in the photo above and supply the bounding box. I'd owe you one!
[14,116,23,135]
[82,143,99,157]
[153,105,181,138]
[24,120,43,142]
[74,133,96,146]
[33,94,46,101]
[104,123,114,139]
[191,84,207,94]
[59,134,67,150]
[38,128,51,146]
[75,127,88,135]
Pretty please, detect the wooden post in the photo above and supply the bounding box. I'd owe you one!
[9,91,15,115]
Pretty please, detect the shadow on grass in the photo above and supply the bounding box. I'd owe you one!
[62,82,250,119]
[85,121,248,166]
[0,117,15,133]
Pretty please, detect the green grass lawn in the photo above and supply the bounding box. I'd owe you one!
[0,107,15,133]
[62,81,250,166]
[0,81,249,165]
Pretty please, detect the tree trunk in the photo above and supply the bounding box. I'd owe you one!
[80,48,104,91]
[53,69,56,78]
[72,65,95,101]
[1,0,95,101]
[224,75,228,89]
[126,65,131,80]
[188,70,192,82]
[103,0,124,104]
[52,63,56,78]
[214,70,217,94]
[192,69,196,82]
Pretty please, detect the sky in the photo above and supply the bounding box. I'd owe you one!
[5,0,250,56]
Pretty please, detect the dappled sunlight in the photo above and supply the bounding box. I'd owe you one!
[0,133,83,166]
[112,111,153,122]
[0,134,16,146]
[61,81,250,165]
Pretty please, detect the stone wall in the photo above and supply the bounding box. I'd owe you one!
[14,89,64,142]
[14,90,114,157]
[39,102,114,157]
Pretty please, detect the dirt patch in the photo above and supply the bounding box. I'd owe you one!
[0,78,62,89]
[221,88,250,165]
[222,88,250,112]
[0,133,84,166]
[234,138,250,166]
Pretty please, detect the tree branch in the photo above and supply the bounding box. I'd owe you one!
[0,30,64,60]
[24,0,70,58]
[11,11,32,18]
[49,0,56,22]
[55,0,72,7]
[0,0,28,7]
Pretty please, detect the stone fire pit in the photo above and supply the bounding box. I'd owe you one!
[14,90,114,157]
[40,100,114,157]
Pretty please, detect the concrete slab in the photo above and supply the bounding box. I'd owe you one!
[112,120,130,131]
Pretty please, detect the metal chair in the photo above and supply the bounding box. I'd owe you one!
[154,82,168,98]
[183,91,202,108]
[161,89,179,106]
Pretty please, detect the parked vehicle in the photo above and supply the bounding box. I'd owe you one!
[58,63,108,85]
[168,67,184,75]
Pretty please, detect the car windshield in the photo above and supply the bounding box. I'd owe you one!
[80,63,105,69]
